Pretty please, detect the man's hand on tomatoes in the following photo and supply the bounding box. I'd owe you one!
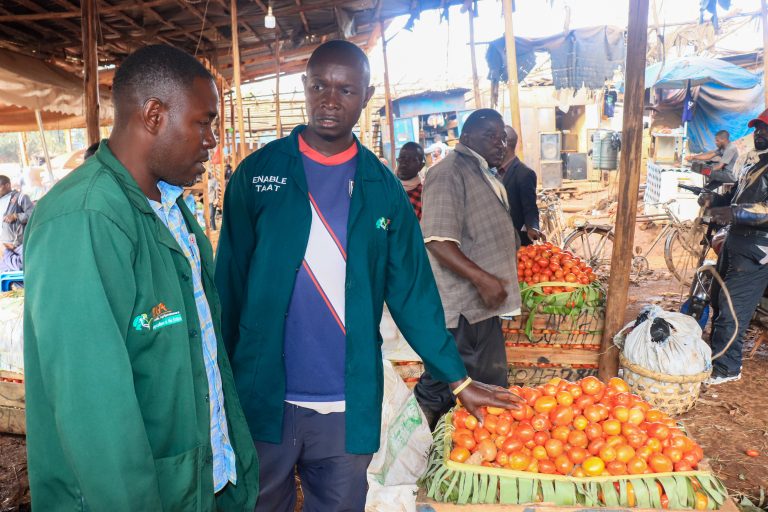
[450,379,523,424]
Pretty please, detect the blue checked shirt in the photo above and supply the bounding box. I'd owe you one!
[149,181,237,492]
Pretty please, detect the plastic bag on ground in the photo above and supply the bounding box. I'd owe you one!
[614,305,712,376]
[0,294,24,373]
[366,359,432,511]
[380,306,421,362]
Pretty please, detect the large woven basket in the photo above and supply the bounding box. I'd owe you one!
[619,355,711,416]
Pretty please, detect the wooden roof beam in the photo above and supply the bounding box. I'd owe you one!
[0,0,173,22]
[296,0,311,34]
[171,0,226,50]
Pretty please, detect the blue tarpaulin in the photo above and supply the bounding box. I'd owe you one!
[645,56,760,90]
[646,57,764,153]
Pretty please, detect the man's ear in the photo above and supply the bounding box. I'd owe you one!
[363,85,376,107]
[142,98,165,135]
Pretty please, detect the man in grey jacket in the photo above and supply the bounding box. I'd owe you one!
[0,175,34,271]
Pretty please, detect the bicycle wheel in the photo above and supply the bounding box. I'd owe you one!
[563,226,614,274]
[664,227,707,287]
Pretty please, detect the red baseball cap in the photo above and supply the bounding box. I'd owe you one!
[748,108,768,128]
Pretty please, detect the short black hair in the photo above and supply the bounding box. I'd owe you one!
[306,40,370,86]
[83,142,100,160]
[461,109,504,136]
[715,130,730,140]
[112,44,213,122]
[400,141,425,156]
[505,125,518,148]
[0,175,9,186]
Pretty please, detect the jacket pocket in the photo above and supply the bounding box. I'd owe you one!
[154,445,202,512]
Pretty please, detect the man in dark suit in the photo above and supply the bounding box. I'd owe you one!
[500,126,542,246]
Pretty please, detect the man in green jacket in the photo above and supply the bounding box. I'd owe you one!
[23,45,259,511]
[216,40,520,511]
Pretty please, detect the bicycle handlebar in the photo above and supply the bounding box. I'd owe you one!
[678,184,704,195]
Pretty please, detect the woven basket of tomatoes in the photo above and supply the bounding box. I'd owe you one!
[421,376,727,509]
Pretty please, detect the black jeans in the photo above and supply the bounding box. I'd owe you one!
[253,404,372,512]
[414,315,507,419]
[710,234,768,375]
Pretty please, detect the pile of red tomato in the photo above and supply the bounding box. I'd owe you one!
[449,377,705,480]
[517,243,597,293]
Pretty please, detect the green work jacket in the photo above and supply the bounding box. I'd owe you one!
[215,126,467,454]
[23,143,259,511]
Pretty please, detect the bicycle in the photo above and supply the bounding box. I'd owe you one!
[561,199,705,285]
[537,190,568,248]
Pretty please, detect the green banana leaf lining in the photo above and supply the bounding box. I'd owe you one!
[420,411,729,509]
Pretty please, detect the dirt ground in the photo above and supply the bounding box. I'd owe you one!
[2,189,767,510]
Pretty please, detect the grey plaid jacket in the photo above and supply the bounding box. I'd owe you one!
[421,143,521,328]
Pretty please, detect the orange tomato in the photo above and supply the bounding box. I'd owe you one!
[582,456,606,476]
[616,444,636,463]
[450,446,470,463]
[556,390,574,406]
[580,376,605,396]
[508,451,531,471]
[477,439,497,462]
[608,377,631,393]
[533,431,550,446]
[496,417,511,436]
[585,422,604,440]
[538,459,557,475]
[645,409,665,423]
[545,438,565,459]
[534,396,558,414]
[627,407,645,425]
[502,436,523,454]
[568,429,589,448]
[573,415,589,431]
[474,427,491,443]
[599,445,618,463]
[663,447,683,463]
[660,494,670,509]
[626,482,637,507]
[649,453,674,473]
[612,405,630,423]
[694,492,709,510]
[646,437,663,454]
[554,454,574,475]
[567,383,583,398]
[495,450,509,466]
[568,446,588,464]
[453,433,476,450]
[550,405,574,427]
[515,424,535,442]
[606,460,628,476]
[602,419,622,436]
[551,425,571,442]
[464,415,478,430]
[484,415,498,434]
[531,414,551,432]
[532,445,549,461]
[647,422,671,440]
[584,405,604,423]
[627,456,648,474]
[588,438,606,456]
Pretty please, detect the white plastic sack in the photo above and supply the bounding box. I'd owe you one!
[0,295,24,373]
[380,306,421,362]
[615,305,712,376]
[366,359,432,512]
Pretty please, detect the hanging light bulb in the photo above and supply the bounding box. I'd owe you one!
[264,5,276,29]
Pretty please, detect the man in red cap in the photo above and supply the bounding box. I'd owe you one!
[703,108,768,384]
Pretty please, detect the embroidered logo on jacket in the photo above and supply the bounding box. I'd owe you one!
[376,217,391,231]
[252,175,287,192]
[132,303,183,331]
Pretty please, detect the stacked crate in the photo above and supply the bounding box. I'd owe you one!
[502,307,605,387]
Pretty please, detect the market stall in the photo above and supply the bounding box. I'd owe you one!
[643,57,764,221]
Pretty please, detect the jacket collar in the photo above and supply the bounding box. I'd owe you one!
[93,140,155,215]
[94,140,203,259]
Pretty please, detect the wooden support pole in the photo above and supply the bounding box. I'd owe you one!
[229,91,237,165]
[502,0,523,160]
[81,0,100,146]
[65,129,73,153]
[218,77,226,199]
[275,37,282,138]
[360,102,368,146]
[17,133,29,168]
[468,6,482,109]
[379,20,396,167]
[203,164,211,235]
[34,110,55,183]
[598,0,650,381]
[231,0,247,161]
[761,0,768,108]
